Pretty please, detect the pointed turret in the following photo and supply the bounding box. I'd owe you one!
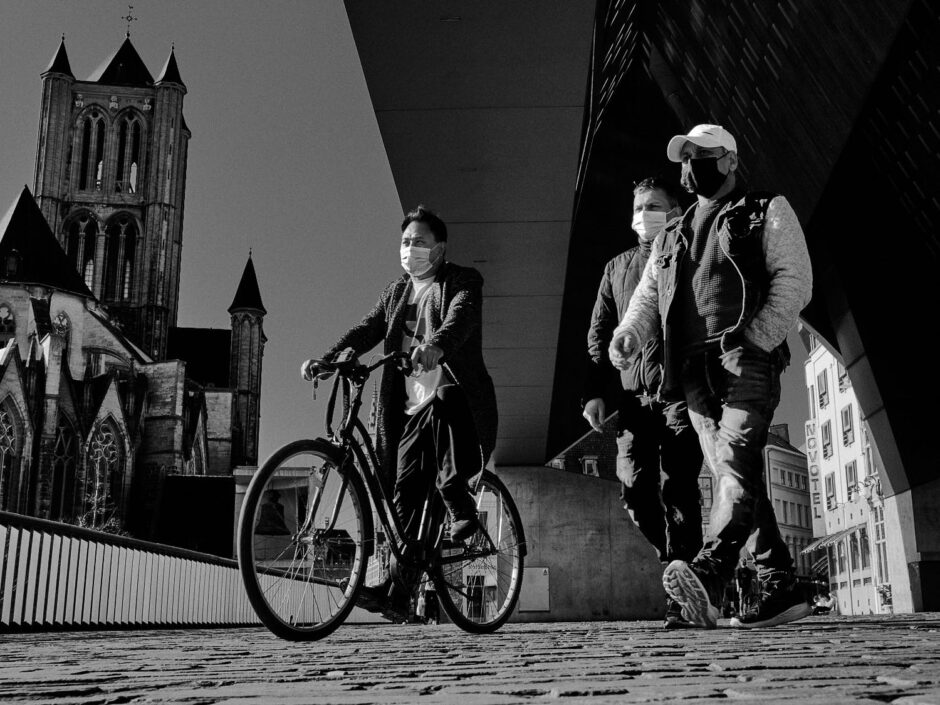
[228,256,266,314]
[156,47,185,87]
[88,36,154,86]
[42,38,74,78]
[0,186,93,298]
[229,255,266,467]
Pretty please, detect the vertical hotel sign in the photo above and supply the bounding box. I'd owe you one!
[805,420,827,536]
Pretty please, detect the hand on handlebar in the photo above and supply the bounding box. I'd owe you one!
[410,344,443,375]
[300,359,333,382]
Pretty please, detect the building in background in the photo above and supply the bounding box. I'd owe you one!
[801,326,892,615]
[697,424,813,580]
[0,36,264,554]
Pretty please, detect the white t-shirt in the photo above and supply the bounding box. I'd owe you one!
[402,279,449,414]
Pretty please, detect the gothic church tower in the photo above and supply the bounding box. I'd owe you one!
[228,256,266,467]
[33,37,189,359]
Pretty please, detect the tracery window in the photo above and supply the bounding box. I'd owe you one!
[103,215,137,301]
[50,416,79,521]
[0,402,22,512]
[78,111,107,191]
[80,420,125,530]
[65,215,98,289]
[114,114,144,194]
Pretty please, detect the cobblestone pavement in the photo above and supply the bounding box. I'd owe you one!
[1,614,939,704]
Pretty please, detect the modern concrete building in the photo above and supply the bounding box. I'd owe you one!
[343,0,940,613]
[801,327,893,615]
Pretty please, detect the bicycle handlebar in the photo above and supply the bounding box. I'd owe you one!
[312,350,413,439]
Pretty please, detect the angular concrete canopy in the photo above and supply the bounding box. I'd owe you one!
[344,1,596,465]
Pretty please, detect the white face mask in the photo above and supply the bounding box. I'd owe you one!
[400,243,442,277]
[632,210,668,242]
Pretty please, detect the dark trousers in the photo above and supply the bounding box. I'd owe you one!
[616,392,704,563]
[394,385,482,540]
[682,345,794,586]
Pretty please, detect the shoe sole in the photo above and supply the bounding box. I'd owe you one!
[662,561,718,629]
[729,601,811,629]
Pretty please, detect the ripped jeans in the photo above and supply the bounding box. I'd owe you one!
[682,344,794,586]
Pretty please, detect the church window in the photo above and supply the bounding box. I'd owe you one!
[0,401,23,513]
[66,215,98,289]
[50,416,79,522]
[103,216,137,301]
[79,419,125,531]
[77,111,107,192]
[114,115,144,194]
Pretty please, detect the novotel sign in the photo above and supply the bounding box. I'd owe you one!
[804,420,826,533]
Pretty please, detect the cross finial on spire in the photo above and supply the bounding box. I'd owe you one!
[123,5,138,37]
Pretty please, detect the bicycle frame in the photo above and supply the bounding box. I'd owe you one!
[311,351,500,577]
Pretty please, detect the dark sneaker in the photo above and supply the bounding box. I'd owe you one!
[662,560,720,629]
[450,516,481,543]
[730,581,810,628]
[663,597,695,630]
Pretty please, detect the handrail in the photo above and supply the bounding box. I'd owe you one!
[0,510,237,568]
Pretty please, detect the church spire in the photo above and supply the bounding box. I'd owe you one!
[156,46,185,87]
[228,255,266,314]
[42,37,74,78]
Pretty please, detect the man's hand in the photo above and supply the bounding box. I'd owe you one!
[410,344,444,374]
[300,359,331,381]
[608,331,638,370]
[582,398,606,433]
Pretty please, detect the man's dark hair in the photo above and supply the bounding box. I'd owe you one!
[401,205,448,242]
[633,176,681,208]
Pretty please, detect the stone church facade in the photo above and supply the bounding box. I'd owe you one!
[0,36,264,543]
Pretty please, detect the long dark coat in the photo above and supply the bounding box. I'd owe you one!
[323,261,498,483]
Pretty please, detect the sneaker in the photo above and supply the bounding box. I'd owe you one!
[663,597,695,630]
[662,560,721,629]
[450,516,481,543]
[730,581,810,628]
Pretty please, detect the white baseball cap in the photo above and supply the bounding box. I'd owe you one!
[666,124,737,163]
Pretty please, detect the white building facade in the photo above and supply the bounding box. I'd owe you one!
[802,329,892,615]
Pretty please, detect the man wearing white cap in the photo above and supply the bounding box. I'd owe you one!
[608,124,813,628]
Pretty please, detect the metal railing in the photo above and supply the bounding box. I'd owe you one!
[0,510,257,630]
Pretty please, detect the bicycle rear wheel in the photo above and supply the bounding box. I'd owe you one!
[237,439,369,640]
[432,470,526,633]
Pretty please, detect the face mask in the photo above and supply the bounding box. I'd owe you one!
[632,210,668,242]
[400,243,442,277]
[681,156,728,198]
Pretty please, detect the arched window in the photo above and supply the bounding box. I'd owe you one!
[114,114,144,194]
[65,214,99,290]
[0,401,23,513]
[77,110,107,192]
[103,215,137,301]
[50,416,79,522]
[79,419,125,530]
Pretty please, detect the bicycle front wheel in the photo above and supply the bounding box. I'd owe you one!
[432,470,526,633]
[237,439,369,640]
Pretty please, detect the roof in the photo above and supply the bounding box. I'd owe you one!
[43,38,74,77]
[166,327,232,388]
[228,256,266,314]
[766,432,806,456]
[88,37,154,86]
[0,186,94,297]
[156,47,185,86]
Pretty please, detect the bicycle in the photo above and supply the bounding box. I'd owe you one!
[237,350,526,641]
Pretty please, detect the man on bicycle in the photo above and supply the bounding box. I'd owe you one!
[302,205,498,552]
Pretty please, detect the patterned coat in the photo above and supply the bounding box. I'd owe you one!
[323,261,498,483]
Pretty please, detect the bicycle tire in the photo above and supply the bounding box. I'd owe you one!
[237,438,369,640]
[432,469,526,633]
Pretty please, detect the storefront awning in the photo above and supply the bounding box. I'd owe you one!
[802,524,864,554]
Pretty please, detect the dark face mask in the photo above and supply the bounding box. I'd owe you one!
[681,156,728,198]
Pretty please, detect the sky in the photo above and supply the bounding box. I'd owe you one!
[0,1,811,461]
